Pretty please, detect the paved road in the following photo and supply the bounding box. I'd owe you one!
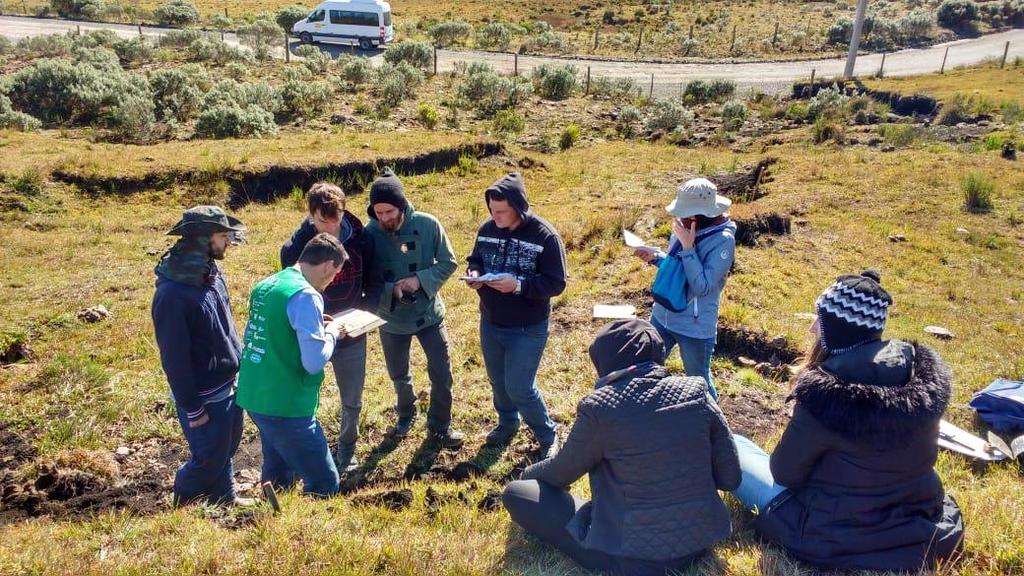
[3,15,1022,95]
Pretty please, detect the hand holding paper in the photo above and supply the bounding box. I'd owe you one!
[623,229,660,254]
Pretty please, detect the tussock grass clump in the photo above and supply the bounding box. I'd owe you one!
[962,172,994,213]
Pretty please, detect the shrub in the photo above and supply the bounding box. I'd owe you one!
[209,14,235,32]
[680,36,699,56]
[195,104,277,138]
[936,94,972,125]
[73,45,122,73]
[428,20,473,47]
[645,99,694,131]
[785,101,810,121]
[50,0,106,20]
[295,44,331,73]
[962,172,994,213]
[683,79,735,103]
[826,17,853,45]
[0,36,11,56]
[276,4,310,32]
[589,76,640,101]
[279,79,331,119]
[876,123,925,146]
[374,62,425,110]
[383,41,433,70]
[812,116,845,143]
[617,105,642,137]
[15,33,75,57]
[149,68,203,121]
[492,108,526,133]
[897,12,932,43]
[154,0,200,27]
[531,64,578,100]
[159,29,204,48]
[721,99,747,130]
[237,17,280,60]
[4,58,136,126]
[106,89,156,139]
[476,22,519,51]
[559,123,581,150]
[521,31,570,53]
[457,62,532,114]
[0,95,42,131]
[202,79,282,115]
[186,35,254,64]
[112,37,154,66]
[416,103,439,129]
[339,55,373,90]
[938,0,980,29]
[808,85,849,119]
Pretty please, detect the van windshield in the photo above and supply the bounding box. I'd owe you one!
[307,9,324,22]
[383,11,391,26]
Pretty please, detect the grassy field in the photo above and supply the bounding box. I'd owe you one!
[1,98,1024,576]
[865,65,1024,107]
[6,0,938,59]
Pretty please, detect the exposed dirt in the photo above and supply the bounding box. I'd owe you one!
[718,386,789,441]
[717,323,802,366]
[351,488,414,511]
[734,212,792,247]
[0,423,37,469]
[710,157,777,203]
[477,489,503,512]
[0,338,32,365]
[793,80,939,117]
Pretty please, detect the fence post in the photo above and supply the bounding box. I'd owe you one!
[284,31,290,63]
[1001,41,1010,68]
[689,25,693,39]
[940,46,949,74]
[586,66,591,95]
[649,73,654,99]
[138,23,143,36]
[594,28,599,50]
[808,68,816,97]
[77,25,81,35]
[514,52,518,76]
[433,45,438,76]
[772,22,779,46]
[635,26,643,54]
[22,0,27,14]
[877,52,886,78]
[730,25,737,53]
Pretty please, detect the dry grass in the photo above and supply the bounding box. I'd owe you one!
[1,128,1024,574]
[864,62,1024,107]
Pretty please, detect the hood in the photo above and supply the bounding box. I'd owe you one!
[588,319,666,378]
[341,209,364,241]
[792,340,951,441]
[485,172,530,219]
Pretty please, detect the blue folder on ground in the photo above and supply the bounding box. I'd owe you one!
[970,379,1024,432]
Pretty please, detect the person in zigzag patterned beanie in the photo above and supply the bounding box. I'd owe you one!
[815,269,893,355]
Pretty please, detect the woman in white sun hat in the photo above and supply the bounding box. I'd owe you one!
[634,177,735,400]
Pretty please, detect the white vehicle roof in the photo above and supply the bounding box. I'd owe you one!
[316,0,391,8]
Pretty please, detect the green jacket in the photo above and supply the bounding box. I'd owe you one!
[236,267,325,418]
[364,203,457,335]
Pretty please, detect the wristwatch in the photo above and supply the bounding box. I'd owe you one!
[513,279,522,295]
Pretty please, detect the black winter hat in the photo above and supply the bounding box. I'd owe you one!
[588,318,666,378]
[367,167,408,219]
[816,269,893,354]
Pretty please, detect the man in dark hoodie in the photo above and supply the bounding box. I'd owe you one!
[151,206,250,506]
[363,168,464,449]
[465,173,567,458]
[279,182,382,473]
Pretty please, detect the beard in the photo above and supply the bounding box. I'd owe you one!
[208,242,227,260]
[381,214,404,232]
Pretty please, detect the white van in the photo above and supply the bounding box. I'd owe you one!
[292,0,394,50]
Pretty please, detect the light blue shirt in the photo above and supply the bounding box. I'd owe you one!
[285,287,338,375]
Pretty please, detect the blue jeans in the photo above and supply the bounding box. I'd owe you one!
[732,434,788,512]
[248,412,339,497]
[480,318,557,444]
[173,395,243,506]
[651,316,718,400]
[331,338,367,449]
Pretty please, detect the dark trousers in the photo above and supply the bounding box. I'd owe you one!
[502,480,702,576]
[331,337,368,449]
[379,321,454,433]
[173,395,243,506]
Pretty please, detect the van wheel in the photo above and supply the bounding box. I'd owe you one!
[300,32,313,44]
[358,38,373,51]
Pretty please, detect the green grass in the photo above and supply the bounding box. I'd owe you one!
[1,132,1024,574]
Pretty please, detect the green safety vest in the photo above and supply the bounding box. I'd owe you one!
[236,266,325,418]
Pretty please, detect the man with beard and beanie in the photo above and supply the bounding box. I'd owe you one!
[237,233,349,498]
[363,167,464,449]
[279,182,382,473]
[502,319,741,575]
[465,172,567,458]
[151,205,250,507]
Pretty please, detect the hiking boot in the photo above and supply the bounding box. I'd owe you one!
[538,435,560,461]
[391,413,418,437]
[429,427,465,450]
[336,442,359,474]
[485,423,520,446]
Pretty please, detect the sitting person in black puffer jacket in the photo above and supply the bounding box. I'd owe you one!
[502,318,741,576]
[731,270,965,572]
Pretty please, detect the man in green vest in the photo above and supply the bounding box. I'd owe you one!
[237,233,348,497]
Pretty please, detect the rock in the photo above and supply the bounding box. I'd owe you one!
[754,362,775,377]
[888,234,907,242]
[329,114,355,125]
[115,447,130,457]
[770,336,788,349]
[737,356,758,367]
[881,145,896,153]
[956,227,969,235]
[77,305,110,323]
[867,137,883,147]
[143,156,156,162]
[1002,141,1017,161]
[924,325,954,340]
[360,143,370,149]
[145,249,159,256]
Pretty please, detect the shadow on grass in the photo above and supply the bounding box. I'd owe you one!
[339,433,403,493]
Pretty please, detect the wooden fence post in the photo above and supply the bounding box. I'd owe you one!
[635,26,643,54]
[1001,41,1010,68]
[877,52,886,78]
[433,45,438,76]
[808,68,816,97]
[730,25,737,53]
[772,22,779,46]
[594,28,599,50]
[940,46,949,74]
[514,52,518,76]
[284,31,290,63]
[649,73,654,98]
[586,66,591,95]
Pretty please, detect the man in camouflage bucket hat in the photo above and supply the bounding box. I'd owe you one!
[151,206,253,506]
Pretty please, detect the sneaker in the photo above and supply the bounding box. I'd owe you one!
[428,427,465,450]
[391,413,418,437]
[538,435,560,461]
[336,442,359,474]
[485,423,520,446]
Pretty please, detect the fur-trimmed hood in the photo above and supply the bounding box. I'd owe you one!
[791,340,951,441]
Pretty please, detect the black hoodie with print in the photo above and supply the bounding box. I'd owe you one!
[466,173,568,327]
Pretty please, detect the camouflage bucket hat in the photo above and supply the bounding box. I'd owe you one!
[166,205,246,238]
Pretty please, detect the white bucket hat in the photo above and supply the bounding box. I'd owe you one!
[665,178,732,219]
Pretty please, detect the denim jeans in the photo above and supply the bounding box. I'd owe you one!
[379,321,454,433]
[732,434,788,513]
[480,318,556,444]
[248,411,339,497]
[651,316,718,400]
[173,395,243,506]
[331,338,367,449]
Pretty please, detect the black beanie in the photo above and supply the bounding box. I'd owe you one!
[367,167,408,219]
[816,269,893,354]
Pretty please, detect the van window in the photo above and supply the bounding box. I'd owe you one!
[383,11,391,26]
[328,10,379,26]
[308,9,325,22]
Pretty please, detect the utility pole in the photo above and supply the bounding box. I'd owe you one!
[844,0,869,79]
